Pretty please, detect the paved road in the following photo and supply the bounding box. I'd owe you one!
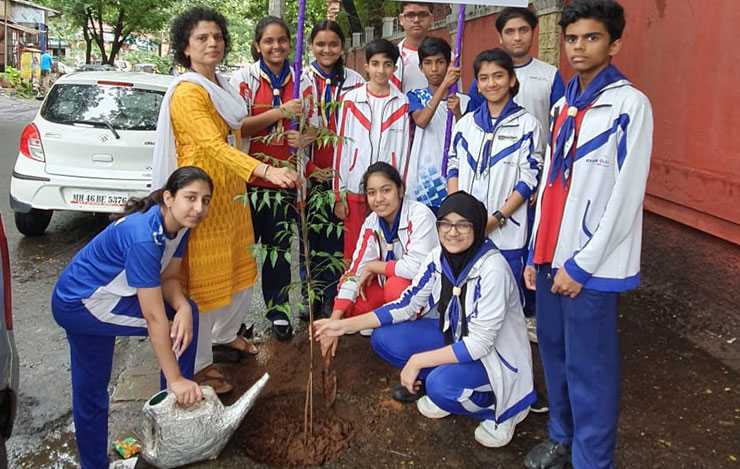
[0,95,110,466]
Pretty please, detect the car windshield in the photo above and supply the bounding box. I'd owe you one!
[41,83,164,131]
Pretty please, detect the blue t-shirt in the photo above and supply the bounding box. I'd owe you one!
[54,204,189,312]
[40,53,53,72]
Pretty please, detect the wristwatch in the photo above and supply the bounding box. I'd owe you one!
[493,210,507,227]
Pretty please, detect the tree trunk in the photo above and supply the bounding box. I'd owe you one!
[83,27,92,64]
[341,0,362,34]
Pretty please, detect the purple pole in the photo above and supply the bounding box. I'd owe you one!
[292,0,307,100]
[442,5,466,178]
[292,0,308,201]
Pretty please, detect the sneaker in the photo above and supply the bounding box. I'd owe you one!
[359,328,373,337]
[416,396,450,419]
[271,319,293,341]
[474,409,528,448]
[525,317,538,343]
[530,390,549,414]
[524,439,571,469]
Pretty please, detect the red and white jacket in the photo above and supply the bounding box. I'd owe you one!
[392,38,428,93]
[300,65,365,175]
[334,199,437,309]
[333,84,411,197]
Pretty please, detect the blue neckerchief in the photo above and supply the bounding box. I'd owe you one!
[548,64,626,184]
[473,97,523,173]
[378,202,403,262]
[440,239,495,341]
[310,61,341,125]
[259,59,291,108]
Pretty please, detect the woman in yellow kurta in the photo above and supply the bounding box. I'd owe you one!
[155,7,299,393]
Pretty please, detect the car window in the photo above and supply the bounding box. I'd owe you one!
[41,84,164,131]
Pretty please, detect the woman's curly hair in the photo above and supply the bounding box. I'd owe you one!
[170,7,231,69]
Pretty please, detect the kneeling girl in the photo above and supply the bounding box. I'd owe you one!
[314,191,535,447]
[325,162,437,351]
[52,167,211,468]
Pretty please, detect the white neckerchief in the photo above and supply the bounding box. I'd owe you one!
[151,71,247,189]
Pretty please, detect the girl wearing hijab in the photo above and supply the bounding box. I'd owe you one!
[314,191,535,448]
[230,16,310,340]
[320,162,437,355]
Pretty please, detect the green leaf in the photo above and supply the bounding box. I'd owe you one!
[269,248,278,268]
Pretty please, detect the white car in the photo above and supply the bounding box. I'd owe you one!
[10,71,173,236]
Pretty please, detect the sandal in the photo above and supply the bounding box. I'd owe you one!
[194,365,233,395]
[228,336,259,355]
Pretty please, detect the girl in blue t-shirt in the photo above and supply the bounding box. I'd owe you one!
[52,166,212,469]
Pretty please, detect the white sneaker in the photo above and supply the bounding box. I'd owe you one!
[525,317,538,343]
[359,328,373,337]
[416,396,450,419]
[474,409,528,448]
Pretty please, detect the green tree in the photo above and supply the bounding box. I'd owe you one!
[41,0,174,65]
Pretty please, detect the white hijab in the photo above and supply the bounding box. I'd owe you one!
[151,71,247,189]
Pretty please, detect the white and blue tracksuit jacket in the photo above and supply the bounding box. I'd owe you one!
[333,84,411,195]
[337,199,438,304]
[528,79,654,292]
[447,105,544,251]
[375,247,535,423]
[54,204,190,325]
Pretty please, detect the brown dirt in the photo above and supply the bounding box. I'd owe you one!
[240,392,352,466]
[211,212,739,469]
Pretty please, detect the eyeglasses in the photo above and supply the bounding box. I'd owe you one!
[401,11,431,21]
[436,220,473,235]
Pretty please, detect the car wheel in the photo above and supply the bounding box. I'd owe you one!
[14,209,53,236]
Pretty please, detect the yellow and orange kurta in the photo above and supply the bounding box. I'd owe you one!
[170,81,261,312]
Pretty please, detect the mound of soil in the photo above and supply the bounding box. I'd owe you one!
[241,392,352,466]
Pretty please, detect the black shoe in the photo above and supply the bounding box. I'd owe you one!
[271,319,293,341]
[524,440,571,469]
[391,383,424,403]
[530,390,549,414]
[237,322,254,340]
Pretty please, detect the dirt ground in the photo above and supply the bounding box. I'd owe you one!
[141,213,739,468]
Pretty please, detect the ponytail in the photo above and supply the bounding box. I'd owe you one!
[112,166,214,220]
[112,190,164,220]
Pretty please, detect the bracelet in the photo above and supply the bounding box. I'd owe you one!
[262,165,270,179]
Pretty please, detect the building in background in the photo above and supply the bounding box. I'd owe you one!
[1,0,60,72]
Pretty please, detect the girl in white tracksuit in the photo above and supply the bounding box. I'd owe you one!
[331,163,438,321]
[447,48,544,299]
[314,191,535,448]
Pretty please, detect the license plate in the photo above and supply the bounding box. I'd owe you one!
[64,189,132,210]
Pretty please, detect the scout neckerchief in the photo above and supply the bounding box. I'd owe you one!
[438,239,495,344]
[548,64,626,184]
[473,96,523,173]
[259,58,292,133]
[310,61,345,127]
[377,201,403,262]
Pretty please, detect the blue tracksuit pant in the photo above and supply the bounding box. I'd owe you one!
[52,294,199,469]
[500,248,526,307]
[371,319,497,421]
[535,265,620,469]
